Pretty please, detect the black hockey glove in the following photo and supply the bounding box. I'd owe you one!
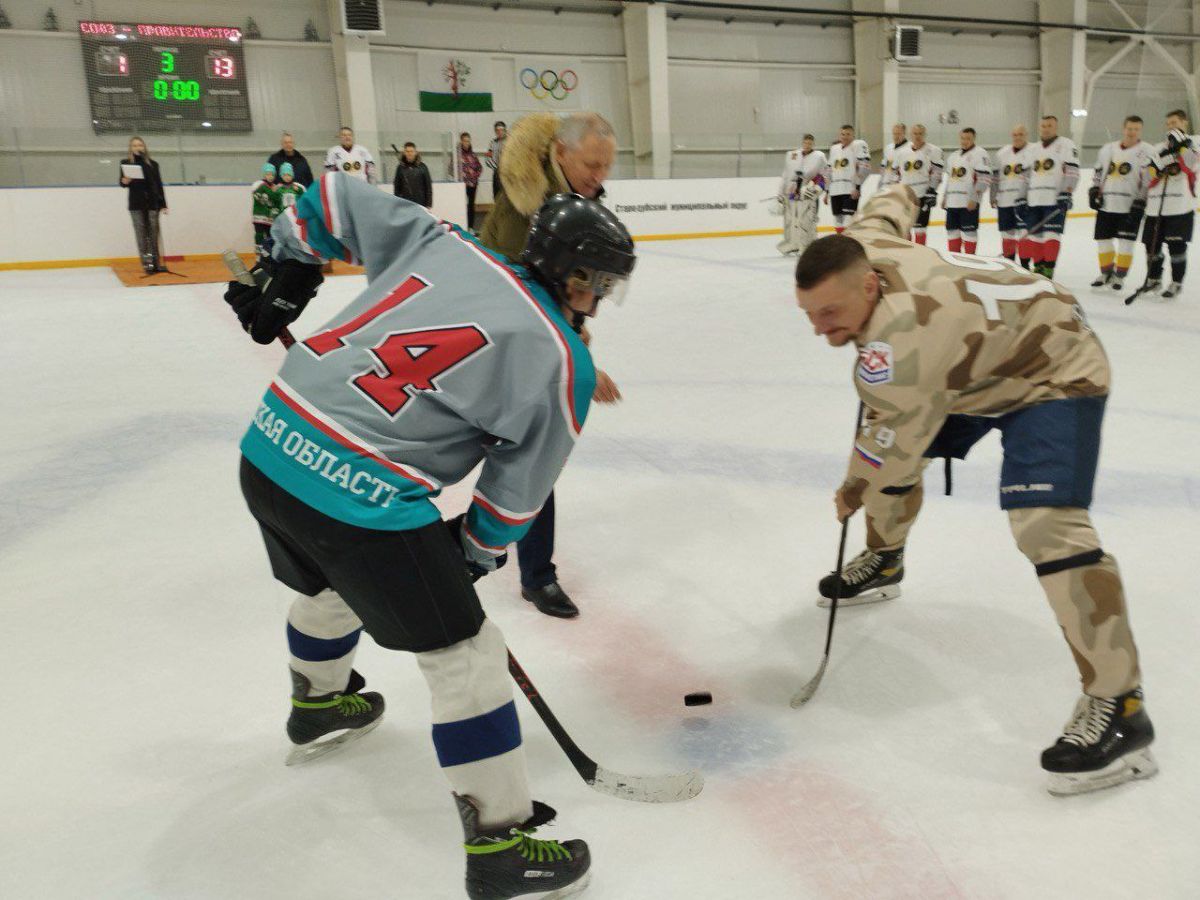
[445,514,508,582]
[1057,192,1073,213]
[920,190,936,212]
[1167,129,1193,154]
[223,258,324,345]
[1087,186,1102,211]
[1129,199,1146,221]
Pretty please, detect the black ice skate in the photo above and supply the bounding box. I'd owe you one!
[285,669,385,766]
[1161,281,1184,299]
[1140,277,1163,296]
[457,795,591,900]
[1090,272,1113,289]
[1109,276,1125,292]
[1042,688,1157,796]
[817,547,904,608]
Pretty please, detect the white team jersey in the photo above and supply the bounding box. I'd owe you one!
[1026,136,1080,207]
[826,139,870,197]
[991,144,1033,208]
[882,140,907,176]
[888,142,944,195]
[324,144,377,183]
[1092,140,1154,214]
[1143,139,1200,218]
[942,146,992,209]
[778,149,827,198]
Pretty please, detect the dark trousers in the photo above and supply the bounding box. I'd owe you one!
[466,184,478,231]
[517,491,556,590]
[130,209,161,265]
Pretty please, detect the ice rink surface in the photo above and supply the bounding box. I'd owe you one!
[2,217,1198,899]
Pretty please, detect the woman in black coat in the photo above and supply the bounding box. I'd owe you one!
[392,142,433,208]
[119,136,169,273]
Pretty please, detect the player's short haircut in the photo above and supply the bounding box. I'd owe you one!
[803,133,814,141]
[961,127,976,136]
[895,122,906,130]
[281,131,293,138]
[557,112,616,148]
[460,132,471,139]
[404,141,416,149]
[841,124,854,131]
[1124,115,1143,125]
[794,234,869,289]
[339,126,353,135]
[1167,108,1188,121]
[912,123,926,133]
[1041,115,1057,123]
[494,120,507,128]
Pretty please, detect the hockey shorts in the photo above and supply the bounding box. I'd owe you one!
[240,456,485,653]
[914,204,933,229]
[831,194,860,218]
[1026,204,1066,236]
[945,207,980,233]
[1142,212,1194,250]
[1094,209,1143,242]
[922,395,1107,510]
[997,205,1027,233]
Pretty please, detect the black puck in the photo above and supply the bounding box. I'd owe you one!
[684,692,713,707]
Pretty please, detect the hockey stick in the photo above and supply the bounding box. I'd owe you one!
[507,649,704,803]
[1125,174,1170,306]
[222,249,701,802]
[791,402,863,708]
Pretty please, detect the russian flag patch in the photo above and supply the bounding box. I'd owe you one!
[854,443,883,469]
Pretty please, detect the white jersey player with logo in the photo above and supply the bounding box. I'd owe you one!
[325,138,377,185]
[882,130,943,244]
[1026,134,1080,209]
[823,128,871,233]
[776,141,828,255]
[991,137,1034,263]
[1094,140,1153,214]
[942,145,992,209]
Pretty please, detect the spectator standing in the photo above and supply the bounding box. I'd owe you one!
[458,132,483,232]
[325,126,376,184]
[276,162,306,210]
[119,135,168,274]
[250,163,282,260]
[267,132,314,187]
[393,142,433,208]
[486,120,508,198]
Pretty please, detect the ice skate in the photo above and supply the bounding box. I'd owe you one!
[1139,277,1162,296]
[285,669,385,766]
[458,795,591,900]
[1161,281,1184,299]
[1090,272,1112,289]
[1042,688,1157,796]
[816,547,903,608]
[1109,276,1124,292]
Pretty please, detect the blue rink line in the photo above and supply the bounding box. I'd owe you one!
[0,411,246,554]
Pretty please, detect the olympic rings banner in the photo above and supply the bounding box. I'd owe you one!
[513,58,582,110]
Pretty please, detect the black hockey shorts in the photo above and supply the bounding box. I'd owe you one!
[1094,209,1142,242]
[997,205,1026,233]
[240,456,484,653]
[830,193,860,219]
[944,207,980,233]
[1142,212,1194,251]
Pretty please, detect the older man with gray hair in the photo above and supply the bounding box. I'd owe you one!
[478,111,621,619]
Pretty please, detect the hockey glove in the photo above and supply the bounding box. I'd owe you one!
[1057,192,1073,214]
[224,258,324,345]
[1087,186,1102,211]
[445,514,508,582]
[920,190,936,212]
[770,196,785,217]
[1167,129,1194,154]
[801,182,821,201]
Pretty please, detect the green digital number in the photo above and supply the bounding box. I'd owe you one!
[152,79,200,101]
[153,79,168,100]
[160,51,175,74]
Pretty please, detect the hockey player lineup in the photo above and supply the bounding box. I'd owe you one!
[3,8,1200,896]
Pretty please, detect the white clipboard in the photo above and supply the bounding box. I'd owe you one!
[121,164,144,179]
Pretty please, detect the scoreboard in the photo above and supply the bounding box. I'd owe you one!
[79,21,252,134]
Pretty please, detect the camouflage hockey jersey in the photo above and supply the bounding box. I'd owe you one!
[240,172,596,566]
[838,185,1109,510]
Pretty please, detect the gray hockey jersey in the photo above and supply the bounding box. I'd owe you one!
[240,172,596,566]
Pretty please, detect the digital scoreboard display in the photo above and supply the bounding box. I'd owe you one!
[79,21,251,134]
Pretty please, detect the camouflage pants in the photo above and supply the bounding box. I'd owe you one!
[865,482,1141,698]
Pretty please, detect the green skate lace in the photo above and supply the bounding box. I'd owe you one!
[292,693,372,716]
[465,826,573,862]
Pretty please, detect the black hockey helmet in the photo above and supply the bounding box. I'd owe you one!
[521,194,636,305]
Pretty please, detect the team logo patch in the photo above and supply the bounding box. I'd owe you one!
[857,341,894,385]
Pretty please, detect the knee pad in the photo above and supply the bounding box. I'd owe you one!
[1008,507,1102,570]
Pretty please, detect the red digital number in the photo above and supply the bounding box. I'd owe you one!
[353,326,489,417]
[210,56,235,78]
[302,274,490,418]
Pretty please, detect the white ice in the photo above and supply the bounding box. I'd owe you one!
[2,218,1198,899]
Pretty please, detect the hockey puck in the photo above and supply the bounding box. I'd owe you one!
[684,692,713,707]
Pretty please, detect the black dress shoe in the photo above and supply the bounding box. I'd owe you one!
[521,582,579,619]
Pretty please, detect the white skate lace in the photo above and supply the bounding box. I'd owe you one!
[1060,696,1116,747]
[841,550,882,586]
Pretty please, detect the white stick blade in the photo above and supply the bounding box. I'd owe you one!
[790,656,829,708]
[588,766,705,803]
